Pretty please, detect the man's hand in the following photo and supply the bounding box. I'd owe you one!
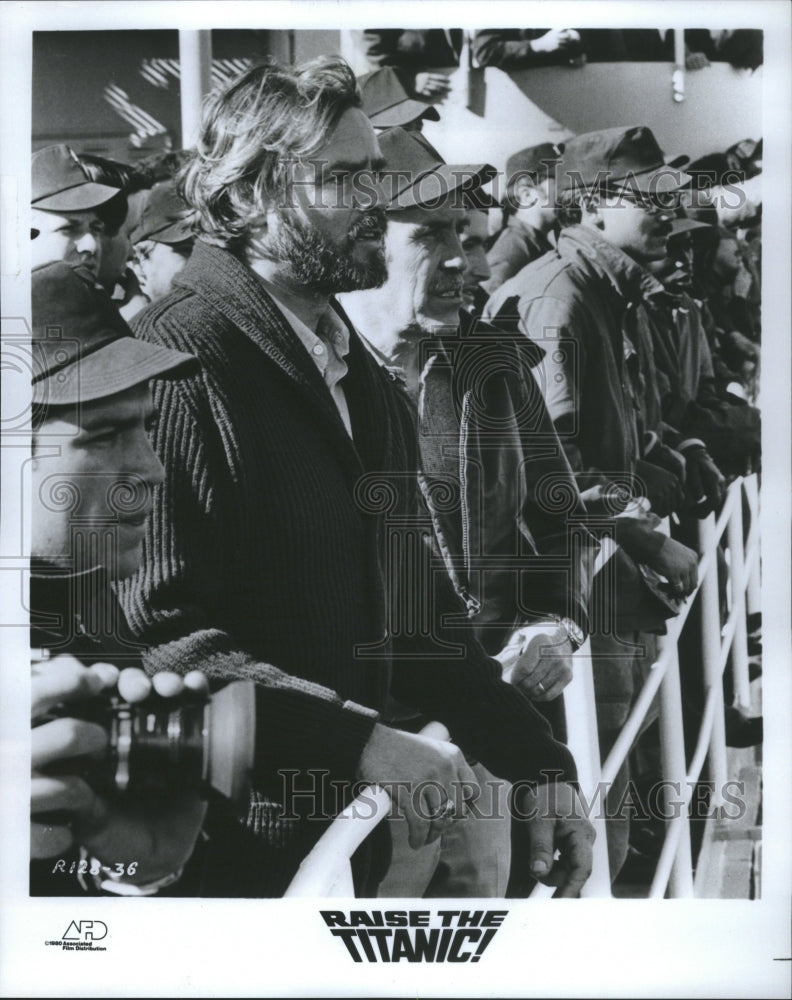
[682,444,727,517]
[685,50,711,70]
[357,723,479,850]
[645,536,699,597]
[505,625,574,702]
[515,781,595,898]
[32,655,209,884]
[531,28,582,54]
[635,458,685,517]
[645,442,687,485]
[413,72,452,99]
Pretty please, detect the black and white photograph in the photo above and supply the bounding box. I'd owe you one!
[1,1,790,996]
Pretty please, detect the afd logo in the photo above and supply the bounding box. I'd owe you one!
[62,920,108,942]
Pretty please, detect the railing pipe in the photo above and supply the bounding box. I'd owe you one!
[698,513,729,804]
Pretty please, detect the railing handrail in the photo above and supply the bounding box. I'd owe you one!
[284,474,760,899]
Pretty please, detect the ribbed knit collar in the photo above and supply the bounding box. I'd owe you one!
[174,240,398,482]
[174,240,331,395]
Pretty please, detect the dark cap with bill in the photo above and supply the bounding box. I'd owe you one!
[32,261,196,406]
[378,127,497,211]
[359,68,441,129]
[506,142,562,184]
[130,180,197,245]
[32,144,121,212]
[558,126,692,194]
[665,215,719,247]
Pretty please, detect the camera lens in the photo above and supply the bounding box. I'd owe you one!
[109,697,207,796]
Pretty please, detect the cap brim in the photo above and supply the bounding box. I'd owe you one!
[627,166,693,194]
[668,217,715,236]
[33,337,197,406]
[33,181,122,212]
[138,219,196,245]
[389,162,497,210]
[369,99,441,128]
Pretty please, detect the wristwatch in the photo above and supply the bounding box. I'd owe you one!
[555,616,586,652]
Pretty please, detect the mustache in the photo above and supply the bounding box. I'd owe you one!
[347,210,387,241]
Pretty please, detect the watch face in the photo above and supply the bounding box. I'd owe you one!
[561,618,585,648]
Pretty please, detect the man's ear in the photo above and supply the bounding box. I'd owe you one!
[128,242,150,285]
[514,176,540,209]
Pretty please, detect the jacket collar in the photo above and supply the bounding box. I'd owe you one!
[507,215,552,249]
[174,240,391,478]
[174,240,335,399]
[557,225,669,308]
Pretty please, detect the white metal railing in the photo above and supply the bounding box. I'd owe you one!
[284,721,451,898]
[285,475,760,899]
[565,473,760,897]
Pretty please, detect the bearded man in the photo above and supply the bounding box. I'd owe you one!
[122,58,594,896]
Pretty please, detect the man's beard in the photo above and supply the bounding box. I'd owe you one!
[262,209,388,295]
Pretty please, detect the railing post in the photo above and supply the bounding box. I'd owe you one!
[672,28,685,102]
[743,475,761,617]
[562,641,612,897]
[698,513,728,804]
[726,483,751,709]
[656,636,694,896]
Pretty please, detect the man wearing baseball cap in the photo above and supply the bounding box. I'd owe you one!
[484,141,563,295]
[31,144,121,278]
[359,67,441,132]
[30,265,361,898]
[340,126,596,896]
[129,179,197,307]
[483,125,727,878]
[29,261,209,895]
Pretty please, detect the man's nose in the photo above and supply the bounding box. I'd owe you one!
[144,445,166,488]
[444,253,465,271]
[75,232,98,256]
[443,231,466,270]
[129,436,165,489]
[372,175,390,211]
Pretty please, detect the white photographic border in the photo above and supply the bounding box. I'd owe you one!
[1,2,790,996]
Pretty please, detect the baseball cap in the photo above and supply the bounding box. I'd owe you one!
[378,127,497,211]
[32,144,121,212]
[130,180,196,245]
[667,216,716,238]
[505,142,562,185]
[32,261,196,406]
[558,126,692,195]
[359,68,441,129]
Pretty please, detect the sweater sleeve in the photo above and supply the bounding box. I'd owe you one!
[120,329,377,791]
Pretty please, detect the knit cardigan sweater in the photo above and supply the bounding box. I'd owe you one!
[122,241,576,864]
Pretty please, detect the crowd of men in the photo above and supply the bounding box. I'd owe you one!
[29,50,761,899]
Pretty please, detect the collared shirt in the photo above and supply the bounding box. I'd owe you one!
[257,276,354,438]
